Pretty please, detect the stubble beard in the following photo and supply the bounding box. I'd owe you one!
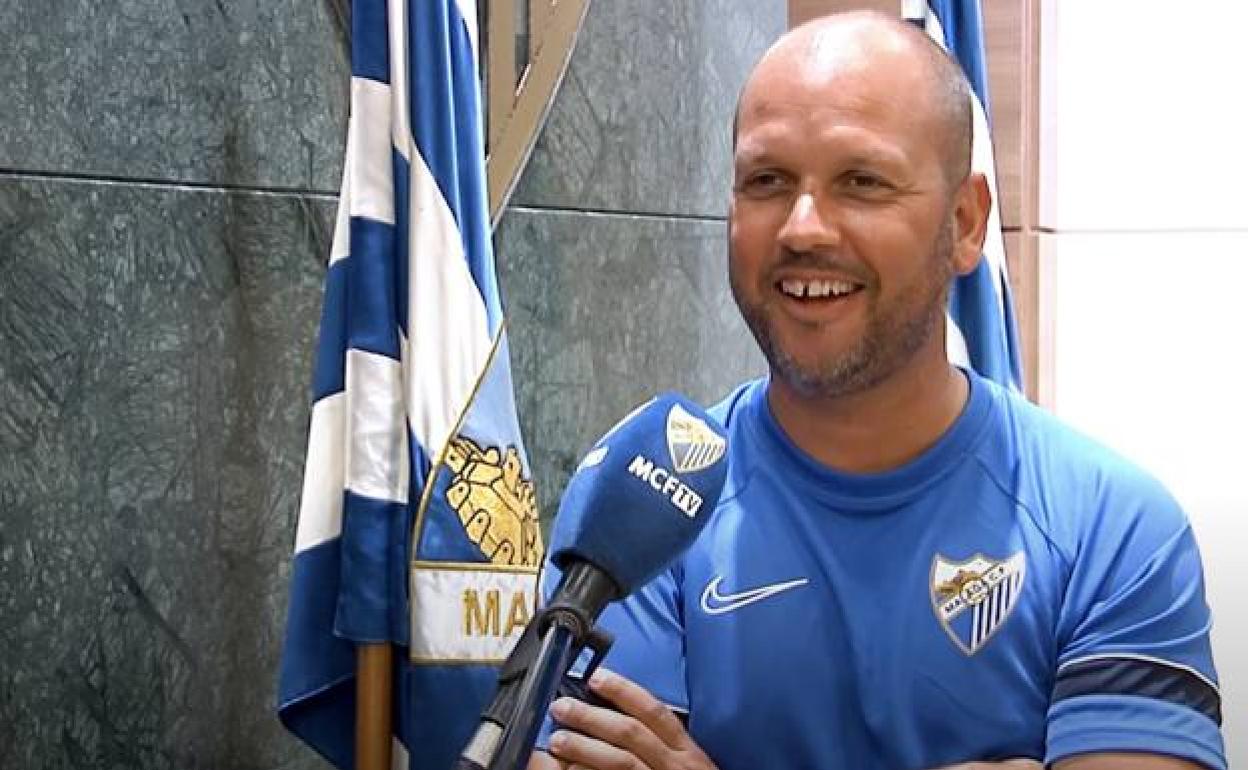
[731,220,956,401]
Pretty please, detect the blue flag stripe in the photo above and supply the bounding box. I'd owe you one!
[928,0,989,111]
[336,490,414,643]
[393,149,412,332]
[313,260,349,401]
[277,538,356,768]
[315,172,410,395]
[346,217,402,361]
[352,0,390,83]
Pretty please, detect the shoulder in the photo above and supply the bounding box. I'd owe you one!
[974,377,1189,564]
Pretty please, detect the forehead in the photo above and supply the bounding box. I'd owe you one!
[735,32,943,165]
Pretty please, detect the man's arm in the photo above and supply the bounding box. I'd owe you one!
[1043,487,1224,768]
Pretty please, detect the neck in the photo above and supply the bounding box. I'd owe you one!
[766,351,970,474]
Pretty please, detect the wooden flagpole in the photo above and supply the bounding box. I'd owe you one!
[357,643,394,770]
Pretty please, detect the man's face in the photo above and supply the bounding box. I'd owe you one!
[729,56,961,399]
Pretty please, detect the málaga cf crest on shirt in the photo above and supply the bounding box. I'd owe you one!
[930,552,1026,655]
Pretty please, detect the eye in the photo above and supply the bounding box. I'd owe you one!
[845,172,889,191]
[736,170,791,197]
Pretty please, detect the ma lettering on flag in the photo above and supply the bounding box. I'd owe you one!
[907,0,1025,390]
[277,1,542,768]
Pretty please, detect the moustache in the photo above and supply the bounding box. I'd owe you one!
[773,248,876,285]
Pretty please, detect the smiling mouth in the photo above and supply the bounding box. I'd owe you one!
[777,278,864,301]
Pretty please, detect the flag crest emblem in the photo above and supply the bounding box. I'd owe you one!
[930,551,1026,655]
[444,437,541,567]
[666,403,727,474]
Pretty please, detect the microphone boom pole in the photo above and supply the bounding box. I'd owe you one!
[488,620,576,770]
[489,560,618,770]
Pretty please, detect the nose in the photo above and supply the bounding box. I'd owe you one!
[777,191,840,255]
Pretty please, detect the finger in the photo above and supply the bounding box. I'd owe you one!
[587,669,690,750]
[550,696,669,767]
[549,727,647,770]
[526,750,565,770]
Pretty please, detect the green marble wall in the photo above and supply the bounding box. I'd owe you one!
[0,1,781,767]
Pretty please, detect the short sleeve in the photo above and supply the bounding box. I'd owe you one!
[1046,473,1225,769]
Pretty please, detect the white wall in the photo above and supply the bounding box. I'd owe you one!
[1045,2,1248,763]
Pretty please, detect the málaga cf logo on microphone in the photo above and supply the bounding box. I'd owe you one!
[666,403,726,473]
[626,404,726,518]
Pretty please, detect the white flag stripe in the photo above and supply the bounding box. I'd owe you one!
[405,149,493,456]
[349,77,397,226]
[410,567,538,661]
[294,392,347,553]
[387,0,413,163]
[329,139,354,265]
[409,564,536,658]
[946,314,971,368]
[345,348,410,504]
[901,0,926,19]
[391,738,409,770]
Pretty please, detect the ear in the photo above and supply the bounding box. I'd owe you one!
[950,172,992,276]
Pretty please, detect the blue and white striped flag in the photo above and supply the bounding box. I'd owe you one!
[908,0,1024,390]
[278,2,543,768]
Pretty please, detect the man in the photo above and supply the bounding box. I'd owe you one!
[531,11,1225,770]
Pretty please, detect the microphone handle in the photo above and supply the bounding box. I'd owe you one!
[489,619,580,770]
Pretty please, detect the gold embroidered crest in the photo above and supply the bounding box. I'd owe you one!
[444,437,542,567]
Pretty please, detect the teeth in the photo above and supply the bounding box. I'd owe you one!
[808,280,832,298]
[781,279,807,298]
[780,279,858,298]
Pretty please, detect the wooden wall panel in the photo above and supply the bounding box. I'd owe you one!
[1004,231,1045,401]
[983,2,1024,231]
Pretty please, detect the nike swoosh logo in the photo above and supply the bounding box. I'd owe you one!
[699,575,809,615]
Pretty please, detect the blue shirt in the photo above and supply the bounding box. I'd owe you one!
[551,370,1225,770]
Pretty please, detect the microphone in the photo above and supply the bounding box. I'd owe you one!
[454,393,730,770]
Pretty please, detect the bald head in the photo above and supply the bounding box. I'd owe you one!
[735,11,973,188]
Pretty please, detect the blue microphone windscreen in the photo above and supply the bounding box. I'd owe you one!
[548,393,729,595]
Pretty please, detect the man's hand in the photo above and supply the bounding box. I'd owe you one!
[541,669,717,770]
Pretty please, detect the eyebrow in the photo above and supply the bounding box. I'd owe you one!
[732,145,777,168]
[838,148,908,171]
[733,143,908,173]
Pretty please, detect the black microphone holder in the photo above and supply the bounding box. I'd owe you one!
[486,600,614,770]
[454,562,617,770]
